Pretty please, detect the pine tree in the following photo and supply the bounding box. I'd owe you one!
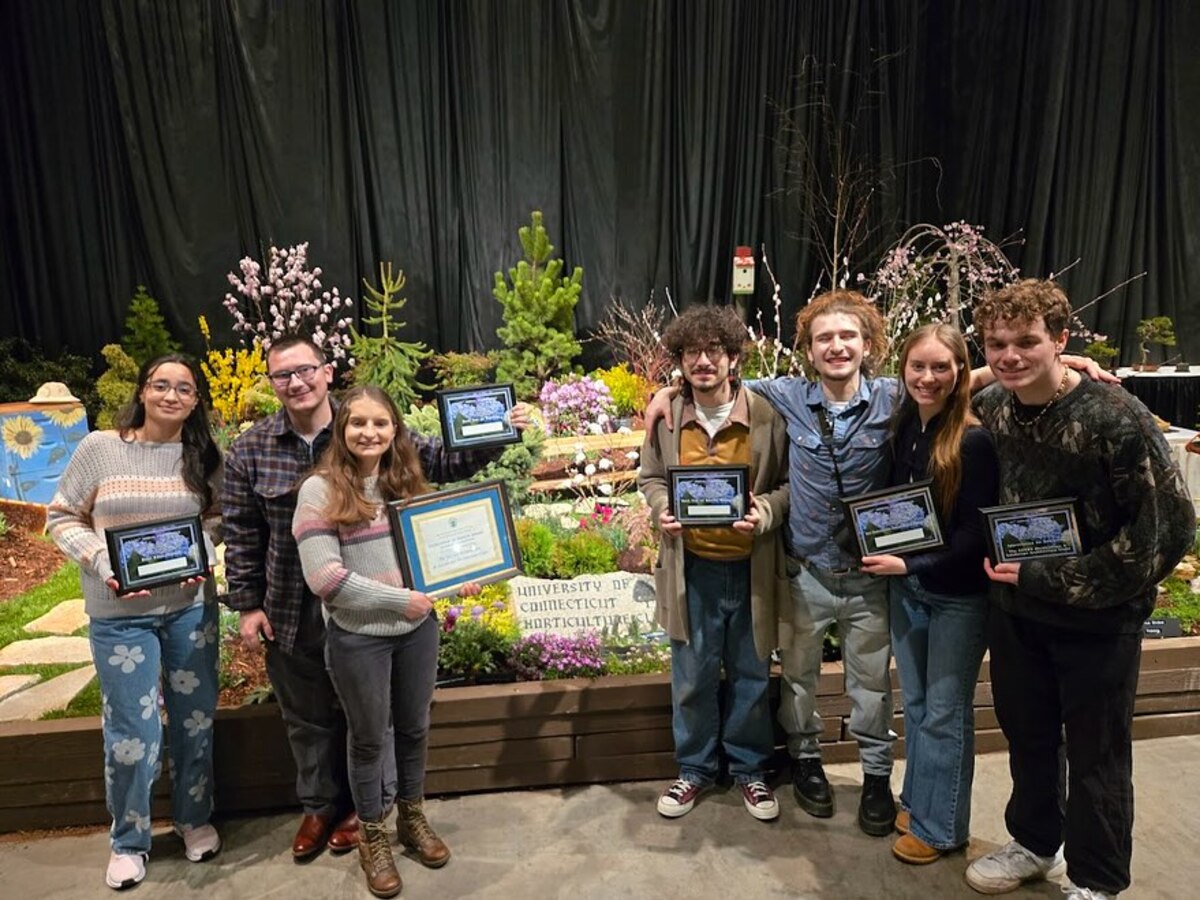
[347,262,433,410]
[493,211,583,399]
[121,285,180,366]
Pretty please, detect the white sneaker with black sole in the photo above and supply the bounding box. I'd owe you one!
[105,852,146,890]
[175,823,222,862]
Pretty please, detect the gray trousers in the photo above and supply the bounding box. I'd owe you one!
[777,561,895,775]
[325,615,439,821]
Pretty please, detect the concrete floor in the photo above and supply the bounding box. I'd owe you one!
[1,735,1197,899]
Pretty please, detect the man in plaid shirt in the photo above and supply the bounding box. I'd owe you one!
[222,335,521,860]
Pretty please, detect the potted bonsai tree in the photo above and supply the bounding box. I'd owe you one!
[1135,316,1176,371]
[1082,338,1120,373]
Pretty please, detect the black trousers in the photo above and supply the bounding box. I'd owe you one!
[988,607,1141,895]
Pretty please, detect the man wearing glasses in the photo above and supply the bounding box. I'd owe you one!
[222,336,364,859]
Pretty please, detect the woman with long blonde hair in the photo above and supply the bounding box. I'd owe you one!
[860,323,999,864]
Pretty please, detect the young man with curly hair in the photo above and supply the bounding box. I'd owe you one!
[965,280,1193,899]
[638,305,791,821]
[646,289,1112,837]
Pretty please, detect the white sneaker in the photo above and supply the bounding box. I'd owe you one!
[1062,882,1115,900]
[966,840,1066,894]
[174,823,221,862]
[105,852,146,890]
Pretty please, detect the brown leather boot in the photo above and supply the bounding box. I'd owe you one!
[357,820,402,898]
[396,798,451,868]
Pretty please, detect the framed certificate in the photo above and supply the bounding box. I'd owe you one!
[105,515,209,595]
[667,465,750,526]
[387,480,523,598]
[980,498,1083,564]
[435,384,521,451]
[843,480,945,556]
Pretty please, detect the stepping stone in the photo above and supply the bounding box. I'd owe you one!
[23,599,87,636]
[0,636,92,666]
[0,674,39,702]
[0,665,95,722]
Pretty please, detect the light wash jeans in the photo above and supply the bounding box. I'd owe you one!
[670,553,772,786]
[778,561,894,775]
[890,575,988,848]
[89,601,220,856]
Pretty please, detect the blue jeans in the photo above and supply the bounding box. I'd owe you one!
[89,602,220,856]
[779,562,894,774]
[890,575,988,849]
[670,553,771,786]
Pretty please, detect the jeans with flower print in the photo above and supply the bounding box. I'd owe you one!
[89,601,220,856]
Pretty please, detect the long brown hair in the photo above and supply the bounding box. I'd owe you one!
[892,324,978,521]
[307,385,430,526]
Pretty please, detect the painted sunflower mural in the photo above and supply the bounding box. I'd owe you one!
[2,415,43,460]
[1,405,89,502]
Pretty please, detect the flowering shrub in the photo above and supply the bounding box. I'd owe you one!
[539,374,614,436]
[508,632,606,681]
[594,365,652,417]
[434,585,519,677]
[224,242,353,363]
[198,316,276,434]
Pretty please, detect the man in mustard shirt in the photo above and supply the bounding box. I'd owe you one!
[639,305,791,820]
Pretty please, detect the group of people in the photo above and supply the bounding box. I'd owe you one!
[639,281,1193,900]
[43,279,1191,900]
[48,336,529,897]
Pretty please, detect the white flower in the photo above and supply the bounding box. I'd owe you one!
[598,458,613,471]
[170,670,201,695]
[584,463,596,476]
[626,450,640,462]
[184,710,213,738]
[124,810,151,833]
[617,425,632,434]
[598,483,614,496]
[574,450,586,464]
[571,473,585,485]
[190,621,217,649]
[112,738,146,766]
[147,741,160,771]
[188,775,208,802]
[101,693,112,723]
[139,688,158,720]
[108,645,145,674]
[586,422,603,435]
[104,765,115,786]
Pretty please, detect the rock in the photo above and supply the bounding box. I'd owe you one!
[0,674,39,703]
[1173,561,1197,581]
[23,599,87,636]
[0,636,92,666]
[0,666,95,722]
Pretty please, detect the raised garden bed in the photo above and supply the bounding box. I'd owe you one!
[2,637,1197,833]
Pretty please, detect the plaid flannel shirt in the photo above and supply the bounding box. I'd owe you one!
[221,403,500,654]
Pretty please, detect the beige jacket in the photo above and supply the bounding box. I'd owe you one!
[637,388,792,659]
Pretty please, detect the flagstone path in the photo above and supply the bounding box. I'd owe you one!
[0,597,96,721]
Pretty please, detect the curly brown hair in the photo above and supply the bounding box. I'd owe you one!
[794,290,887,378]
[974,279,1071,338]
[303,385,430,526]
[661,305,746,364]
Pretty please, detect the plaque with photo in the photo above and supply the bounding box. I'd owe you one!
[980,498,1083,564]
[435,384,521,452]
[105,515,209,595]
[843,480,945,557]
[667,465,750,527]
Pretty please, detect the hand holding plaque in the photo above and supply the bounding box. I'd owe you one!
[842,481,945,557]
[435,384,521,451]
[105,515,210,596]
[667,465,750,527]
[980,498,1083,563]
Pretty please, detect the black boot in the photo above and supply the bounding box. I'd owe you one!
[791,758,834,818]
[858,773,896,837]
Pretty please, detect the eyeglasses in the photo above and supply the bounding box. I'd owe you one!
[146,380,197,399]
[267,364,322,387]
[682,343,727,361]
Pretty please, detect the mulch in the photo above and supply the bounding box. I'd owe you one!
[0,530,66,604]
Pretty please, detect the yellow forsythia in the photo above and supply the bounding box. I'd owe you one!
[198,315,270,425]
[595,364,652,417]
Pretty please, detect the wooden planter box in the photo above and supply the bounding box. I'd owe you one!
[1,638,1197,833]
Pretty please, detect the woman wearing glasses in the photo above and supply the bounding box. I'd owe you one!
[48,353,223,891]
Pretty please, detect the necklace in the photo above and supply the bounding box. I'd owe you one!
[1010,367,1070,427]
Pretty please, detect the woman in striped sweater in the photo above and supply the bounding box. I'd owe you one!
[293,385,483,899]
[47,354,223,891]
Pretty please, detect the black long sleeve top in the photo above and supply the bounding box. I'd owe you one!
[890,414,999,596]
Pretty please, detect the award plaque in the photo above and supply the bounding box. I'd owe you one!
[667,465,750,526]
[435,384,521,451]
[843,480,945,557]
[980,498,1083,564]
[105,515,209,595]
[387,480,523,598]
